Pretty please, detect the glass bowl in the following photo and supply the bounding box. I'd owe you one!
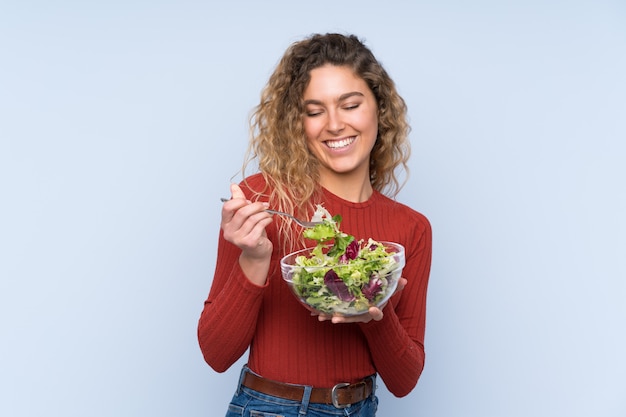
[280,241,405,316]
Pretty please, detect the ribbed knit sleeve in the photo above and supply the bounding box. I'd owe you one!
[358,212,432,396]
[197,231,267,372]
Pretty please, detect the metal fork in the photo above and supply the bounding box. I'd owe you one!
[220,198,323,227]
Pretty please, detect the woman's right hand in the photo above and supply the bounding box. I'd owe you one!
[220,183,274,285]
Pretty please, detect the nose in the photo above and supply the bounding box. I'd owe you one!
[326,109,344,134]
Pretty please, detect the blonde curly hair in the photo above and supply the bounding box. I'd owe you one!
[242,33,411,247]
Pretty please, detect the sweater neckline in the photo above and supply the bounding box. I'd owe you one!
[321,187,381,209]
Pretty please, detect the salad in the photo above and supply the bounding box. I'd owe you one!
[287,205,403,315]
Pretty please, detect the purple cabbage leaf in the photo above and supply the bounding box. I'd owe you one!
[362,275,384,301]
[324,269,355,301]
[339,239,360,263]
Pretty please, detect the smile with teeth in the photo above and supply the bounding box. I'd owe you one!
[325,136,356,149]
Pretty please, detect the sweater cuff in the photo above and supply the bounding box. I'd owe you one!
[222,261,268,306]
[358,301,406,354]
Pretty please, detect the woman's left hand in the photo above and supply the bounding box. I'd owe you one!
[316,277,407,324]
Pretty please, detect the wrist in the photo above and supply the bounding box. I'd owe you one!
[238,253,270,286]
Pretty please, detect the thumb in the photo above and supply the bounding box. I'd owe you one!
[230,183,246,200]
[368,306,384,321]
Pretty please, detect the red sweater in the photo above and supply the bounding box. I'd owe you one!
[198,174,432,397]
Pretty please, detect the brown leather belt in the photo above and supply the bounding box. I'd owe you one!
[242,371,373,409]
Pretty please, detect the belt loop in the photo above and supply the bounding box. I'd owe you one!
[236,365,249,395]
[298,385,312,415]
[369,374,377,398]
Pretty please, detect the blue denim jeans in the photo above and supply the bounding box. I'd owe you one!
[224,366,378,417]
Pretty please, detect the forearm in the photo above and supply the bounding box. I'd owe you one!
[238,252,271,286]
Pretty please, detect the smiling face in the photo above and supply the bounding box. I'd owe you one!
[302,65,379,194]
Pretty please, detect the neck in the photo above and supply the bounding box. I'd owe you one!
[318,170,374,203]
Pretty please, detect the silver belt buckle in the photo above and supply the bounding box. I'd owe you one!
[331,382,351,408]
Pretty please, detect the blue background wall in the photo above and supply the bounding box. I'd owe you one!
[1,1,624,416]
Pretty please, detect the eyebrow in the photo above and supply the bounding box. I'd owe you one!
[303,91,365,106]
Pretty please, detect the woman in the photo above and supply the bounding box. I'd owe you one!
[198,33,432,416]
